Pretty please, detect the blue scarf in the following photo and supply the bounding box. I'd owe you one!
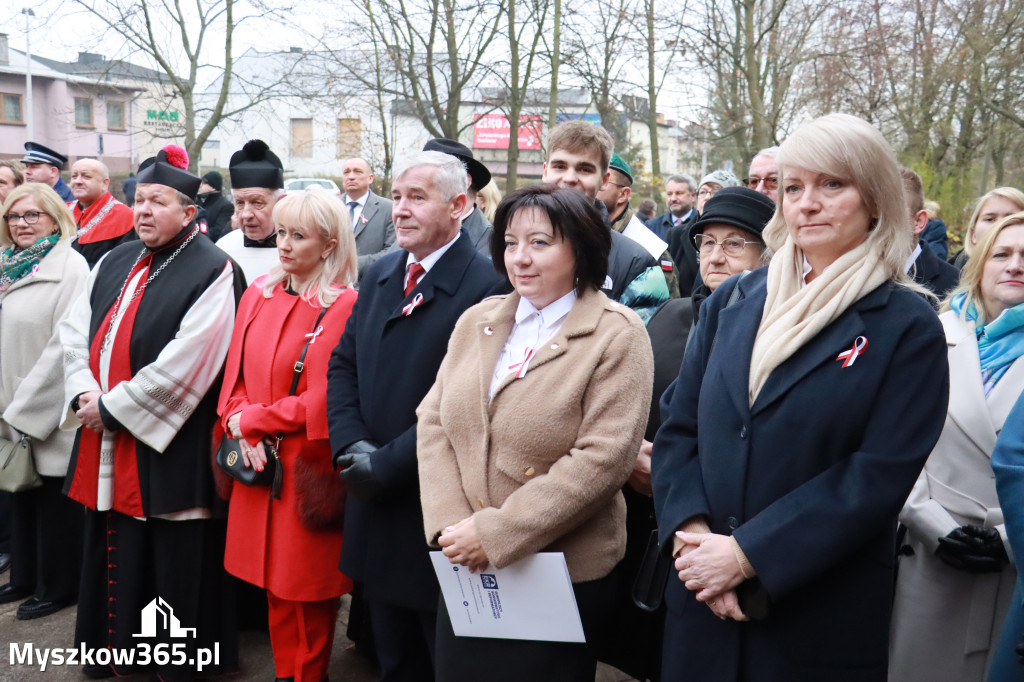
[950,293,1024,389]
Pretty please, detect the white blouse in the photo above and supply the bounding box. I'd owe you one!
[489,290,577,399]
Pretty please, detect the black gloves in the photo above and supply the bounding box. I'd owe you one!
[334,440,382,500]
[935,525,1009,573]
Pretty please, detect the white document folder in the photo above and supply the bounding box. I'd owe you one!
[430,551,586,642]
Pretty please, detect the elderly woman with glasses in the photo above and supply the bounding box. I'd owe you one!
[0,183,89,619]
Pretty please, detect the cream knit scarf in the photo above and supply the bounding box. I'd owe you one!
[748,236,888,404]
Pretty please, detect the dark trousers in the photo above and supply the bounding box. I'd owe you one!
[76,510,238,680]
[435,570,617,682]
[367,599,436,682]
[10,475,83,602]
[0,490,12,553]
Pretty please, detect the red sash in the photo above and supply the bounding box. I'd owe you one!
[72,192,135,245]
[66,257,151,516]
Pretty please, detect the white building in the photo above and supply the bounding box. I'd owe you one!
[199,47,387,178]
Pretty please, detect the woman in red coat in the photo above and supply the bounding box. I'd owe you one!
[218,187,357,682]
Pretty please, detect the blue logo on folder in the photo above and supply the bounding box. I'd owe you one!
[481,574,498,589]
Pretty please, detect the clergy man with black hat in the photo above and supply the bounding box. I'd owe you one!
[21,141,74,202]
[216,139,284,283]
[59,144,245,680]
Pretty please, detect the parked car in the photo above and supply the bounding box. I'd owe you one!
[283,178,342,197]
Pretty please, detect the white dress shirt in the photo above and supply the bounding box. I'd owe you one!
[489,290,577,399]
[404,231,461,291]
[345,192,368,227]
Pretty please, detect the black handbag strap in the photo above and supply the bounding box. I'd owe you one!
[290,306,329,396]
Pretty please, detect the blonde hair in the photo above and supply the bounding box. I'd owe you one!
[963,187,1024,258]
[477,179,502,223]
[0,182,77,246]
[262,187,357,307]
[942,211,1024,324]
[764,113,915,286]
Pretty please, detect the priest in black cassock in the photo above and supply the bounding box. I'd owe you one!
[59,145,245,680]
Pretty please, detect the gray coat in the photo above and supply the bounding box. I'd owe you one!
[890,310,1020,682]
[352,191,395,277]
[0,239,90,476]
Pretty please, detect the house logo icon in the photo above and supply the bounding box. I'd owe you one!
[132,597,197,638]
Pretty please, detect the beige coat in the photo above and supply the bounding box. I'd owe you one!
[417,288,654,582]
[0,238,90,476]
[890,310,1020,682]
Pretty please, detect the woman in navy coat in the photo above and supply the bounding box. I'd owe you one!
[651,114,950,682]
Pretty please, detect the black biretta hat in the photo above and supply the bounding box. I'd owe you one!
[21,141,68,170]
[689,186,776,244]
[422,138,491,191]
[137,145,202,200]
[229,139,284,190]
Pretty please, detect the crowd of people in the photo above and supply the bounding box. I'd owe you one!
[0,110,1023,682]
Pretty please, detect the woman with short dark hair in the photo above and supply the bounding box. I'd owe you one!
[419,184,654,681]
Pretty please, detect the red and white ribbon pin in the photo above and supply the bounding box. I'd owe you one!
[836,336,868,368]
[305,325,325,344]
[507,347,535,379]
[402,292,424,317]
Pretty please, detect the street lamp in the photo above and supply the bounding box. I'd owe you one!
[21,8,34,141]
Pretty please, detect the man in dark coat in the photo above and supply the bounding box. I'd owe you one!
[902,168,959,300]
[122,172,137,207]
[648,174,700,294]
[59,145,245,679]
[327,150,506,682]
[197,171,234,241]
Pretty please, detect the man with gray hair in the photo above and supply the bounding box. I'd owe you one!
[326,150,505,681]
[746,146,780,202]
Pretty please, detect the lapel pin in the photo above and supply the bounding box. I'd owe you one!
[402,292,424,317]
[836,336,869,368]
[304,325,325,344]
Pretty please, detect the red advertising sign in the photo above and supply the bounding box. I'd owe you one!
[473,114,543,150]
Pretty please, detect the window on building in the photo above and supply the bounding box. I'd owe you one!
[0,94,22,124]
[290,118,313,158]
[75,98,94,127]
[337,118,361,158]
[107,101,125,130]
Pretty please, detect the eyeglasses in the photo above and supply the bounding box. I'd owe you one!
[3,211,48,225]
[744,176,779,190]
[697,187,717,199]
[693,234,761,256]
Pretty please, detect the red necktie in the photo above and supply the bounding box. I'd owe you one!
[405,263,425,297]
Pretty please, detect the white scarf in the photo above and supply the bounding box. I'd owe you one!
[748,236,888,404]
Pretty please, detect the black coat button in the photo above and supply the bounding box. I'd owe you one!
[739,426,748,439]
[727,517,739,530]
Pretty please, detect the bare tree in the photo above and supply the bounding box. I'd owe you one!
[562,0,639,151]
[489,0,552,192]
[62,0,293,172]
[637,0,684,179]
[680,0,830,167]
[329,0,508,140]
